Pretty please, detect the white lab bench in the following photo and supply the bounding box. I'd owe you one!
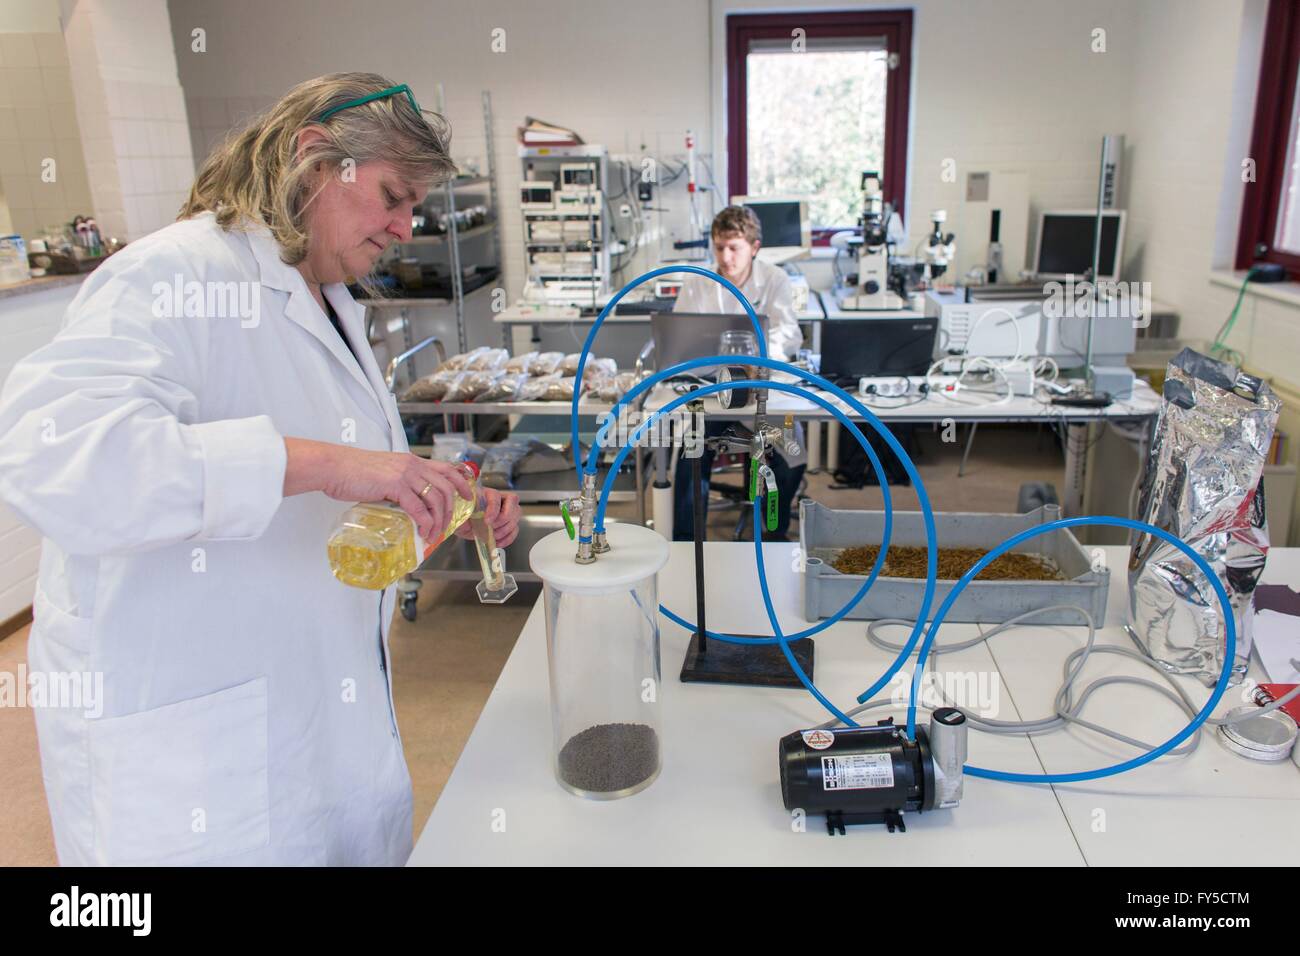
[408,545,1300,866]
[639,377,1163,520]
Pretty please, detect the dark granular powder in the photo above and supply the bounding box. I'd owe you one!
[831,544,1064,581]
[558,722,659,793]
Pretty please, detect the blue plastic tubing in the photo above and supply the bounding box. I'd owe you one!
[568,269,1235,783]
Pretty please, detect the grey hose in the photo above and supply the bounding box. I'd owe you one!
[815,604,1299,758]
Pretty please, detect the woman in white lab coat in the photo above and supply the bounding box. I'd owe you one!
[672,206,806,540]
[0,73,519,866]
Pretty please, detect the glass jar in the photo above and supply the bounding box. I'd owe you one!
[718,328,760,358]
[529,522,670,799]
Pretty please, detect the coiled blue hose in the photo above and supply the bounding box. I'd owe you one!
[596,373,893,647]
[594,376,934,714]
[906,514,1237,784]
[570,266,767,487]
[570,268,1237,785]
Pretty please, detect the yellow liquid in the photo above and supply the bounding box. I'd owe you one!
[327,475,481,590]
[328,504,419,590]
[438,492,477,546]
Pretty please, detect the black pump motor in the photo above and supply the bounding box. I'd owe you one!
[779,710,967,835]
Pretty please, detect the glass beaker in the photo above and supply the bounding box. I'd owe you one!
[529,522,670,799]
[718,328,760,359]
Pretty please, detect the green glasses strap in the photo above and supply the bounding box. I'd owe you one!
[317,84,420,122]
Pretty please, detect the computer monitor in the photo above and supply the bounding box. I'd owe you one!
[650,312,770,376]
[729,195,811,262]
[818,317,939,386]
[1032,210,1126,282]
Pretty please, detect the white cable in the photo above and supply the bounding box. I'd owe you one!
[1033,355,1059,383]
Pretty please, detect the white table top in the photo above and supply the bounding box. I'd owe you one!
[493,303,826,323]
[409,545,1300,865]
[640,377,1163,423]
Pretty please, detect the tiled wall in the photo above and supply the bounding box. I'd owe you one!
[63,0,194,240]
[0,31,95,241]
[186,94,275,165]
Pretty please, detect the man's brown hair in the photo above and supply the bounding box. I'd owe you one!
[711,205,762,245]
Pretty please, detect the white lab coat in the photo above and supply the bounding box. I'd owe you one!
[672,257,803,362]
[0,212,415,866]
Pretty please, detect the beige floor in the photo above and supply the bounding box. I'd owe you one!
[0,423,1062,865]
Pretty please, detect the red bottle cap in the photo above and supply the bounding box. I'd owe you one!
[459,460,480,478]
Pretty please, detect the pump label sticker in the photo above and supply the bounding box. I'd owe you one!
[802,729,835,750]
[821,753,894,790]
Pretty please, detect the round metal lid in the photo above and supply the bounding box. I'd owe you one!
[1217,705,1298,762]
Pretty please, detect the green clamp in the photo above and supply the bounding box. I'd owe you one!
[561,500,575,540]
[758,464,779,532]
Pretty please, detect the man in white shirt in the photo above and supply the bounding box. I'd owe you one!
[672,206,806,541]
[672,206,803,362]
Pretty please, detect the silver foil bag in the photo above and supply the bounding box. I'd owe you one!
[1127,348,1279,686]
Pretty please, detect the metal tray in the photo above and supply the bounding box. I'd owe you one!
[798,501,1109,625]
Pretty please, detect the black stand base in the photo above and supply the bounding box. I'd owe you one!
[679,632,815,688]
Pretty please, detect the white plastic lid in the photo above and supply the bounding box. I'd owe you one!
[529,523,670,594]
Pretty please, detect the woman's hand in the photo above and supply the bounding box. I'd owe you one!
[454,487,521,547]
[284,438,474,544]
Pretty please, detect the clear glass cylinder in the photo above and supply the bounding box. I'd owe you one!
[530,523,670,799]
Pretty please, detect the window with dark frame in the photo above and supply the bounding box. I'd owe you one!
[1237,0,1300,277]
[726,9,912,245]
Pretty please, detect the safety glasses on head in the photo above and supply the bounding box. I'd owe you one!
[317,84,421,122]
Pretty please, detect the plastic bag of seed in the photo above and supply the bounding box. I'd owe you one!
[519,373,558,402]
[465,347,509,371]
[582,356,618,381]
[442,370,501,403]
[505,350,538,374]
[540,376,583,401]
[588,370,638,402]
[480,437,535,490]
[436,347,487,373]
[400,368,460,402]
[474,373,528,403]
[531,351,565,376]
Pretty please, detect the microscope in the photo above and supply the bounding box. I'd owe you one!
[921,210,956,286]
[839,171,906,311]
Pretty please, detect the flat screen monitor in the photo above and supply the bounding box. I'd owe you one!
[818,317,939,385]
[729,195,811,253]
[1033,210,1126,282]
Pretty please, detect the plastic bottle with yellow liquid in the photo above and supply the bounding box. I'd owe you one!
[326,460,517,603]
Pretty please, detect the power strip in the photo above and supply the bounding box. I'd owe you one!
[859,376,928,398]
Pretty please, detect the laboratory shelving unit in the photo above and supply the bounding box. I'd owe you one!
[363,90,502,365]
[518,144,610,309]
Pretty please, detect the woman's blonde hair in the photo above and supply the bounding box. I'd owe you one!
[180,72,455,264]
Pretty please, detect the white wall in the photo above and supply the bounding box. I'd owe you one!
[63,0,195,241]
[1124,0,1299,380]
[163,0,1300,372]
[167,0,715,358]
[711,0,1140,257]
[0,6,96,242]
